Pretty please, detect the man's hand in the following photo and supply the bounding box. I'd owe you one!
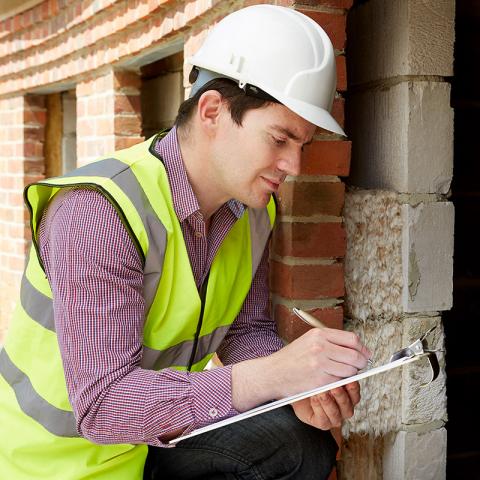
[291,382,361,429]
[231,328,370,413]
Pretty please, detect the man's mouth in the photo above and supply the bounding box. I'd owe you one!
[261,177,282,192]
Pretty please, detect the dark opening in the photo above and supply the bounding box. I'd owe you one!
[444,0,480,476]
[140,52,184,138]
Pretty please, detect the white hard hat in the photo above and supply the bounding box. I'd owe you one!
[188,5,345,136]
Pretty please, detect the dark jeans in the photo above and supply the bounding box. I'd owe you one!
[144,406,338,480]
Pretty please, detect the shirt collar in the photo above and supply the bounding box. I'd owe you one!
[152,126,245,222]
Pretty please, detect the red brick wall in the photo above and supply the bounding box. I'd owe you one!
[0,95,46,341]
[273,0,351,344]
[76,70,143,166]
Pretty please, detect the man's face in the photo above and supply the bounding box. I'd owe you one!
[211,102,317,209]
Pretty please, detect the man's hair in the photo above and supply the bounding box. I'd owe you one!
[175,73,274,129]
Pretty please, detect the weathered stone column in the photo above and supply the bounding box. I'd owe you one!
[340,1,454,479]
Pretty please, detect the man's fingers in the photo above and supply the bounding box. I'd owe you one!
[308,396,332,430]
[292,398,331,430]
[325,344,370,371]
[322,328,372,361]
[344,382,361,406]
[330,387,354,419]
[313,393,342,428]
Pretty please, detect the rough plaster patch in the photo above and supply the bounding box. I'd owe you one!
[344,190,403,322]
[342,318,403,437]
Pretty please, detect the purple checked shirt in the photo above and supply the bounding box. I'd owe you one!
[38,128,283,447]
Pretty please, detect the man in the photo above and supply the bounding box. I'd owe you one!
[0,5,371,479]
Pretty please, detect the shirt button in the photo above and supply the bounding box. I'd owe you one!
[194,231,203,238]
[208,407,218,418]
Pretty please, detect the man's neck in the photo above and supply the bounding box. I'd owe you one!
[177,127,227,221]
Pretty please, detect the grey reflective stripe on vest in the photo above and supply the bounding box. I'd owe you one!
[142,323,231,370]
[248,207,272,277]
[21,274,55,332]
[63,158,167,313]
[0,348,78,437]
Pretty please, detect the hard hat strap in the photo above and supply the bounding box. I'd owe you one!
[242,84,279,104]
[190,67,279,104]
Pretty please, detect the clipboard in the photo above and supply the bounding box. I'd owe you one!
[169,322,440,445]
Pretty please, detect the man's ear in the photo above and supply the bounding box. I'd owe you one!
[196,90,224,135]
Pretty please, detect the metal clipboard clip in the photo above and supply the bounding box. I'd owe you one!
[293,308,442,387]
[388,325,442,387]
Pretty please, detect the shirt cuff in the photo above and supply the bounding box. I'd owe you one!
[183,365,239,435]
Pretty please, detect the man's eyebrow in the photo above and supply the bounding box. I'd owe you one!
[270,125,313,145]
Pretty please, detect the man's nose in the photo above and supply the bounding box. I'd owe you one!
[279,150,302,177]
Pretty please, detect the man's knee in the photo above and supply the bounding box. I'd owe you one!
[278,408,337,478]
[245,407,338,479]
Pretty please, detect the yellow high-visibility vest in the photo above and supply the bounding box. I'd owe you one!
[0,135,275,479]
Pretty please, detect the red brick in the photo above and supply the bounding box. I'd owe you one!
[331,97,345,128]
[24,174,45,186]
[8,255,25,272]
[114,95,142,115]
[296,0,353,8]
[77,118,95,136]
[115,136,144,150]
[24,141,44,158]
[270,260,344,299]
[87,97,105,116]
[336,55,347,92]
[97,117,113,136]
[276,181,345,217]
[23,109,47,126]
[302,140,351,176]
[275,304,344,342]
[25,95,46,109]
[8,191,24,206]
[272,222,346,258]
[297,10,346,50]
[114,71,141,90]
[114,116,142,136]
[24,126,45,142]
[13,14,22,32]
[0,176,15,190]
[0,207,15,223]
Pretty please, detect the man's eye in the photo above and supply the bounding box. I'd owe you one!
[272,136,286,146]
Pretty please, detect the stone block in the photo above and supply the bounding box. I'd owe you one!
[342,316,446,437]
[383,428,446,480]
[347,0,454,86]
[348,81,453,194]
[401,316,447,425]
[401,203,453,312]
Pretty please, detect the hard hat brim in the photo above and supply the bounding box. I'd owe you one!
[264,87,346,136]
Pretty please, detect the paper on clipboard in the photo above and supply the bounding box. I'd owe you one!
[169,353,423,445]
